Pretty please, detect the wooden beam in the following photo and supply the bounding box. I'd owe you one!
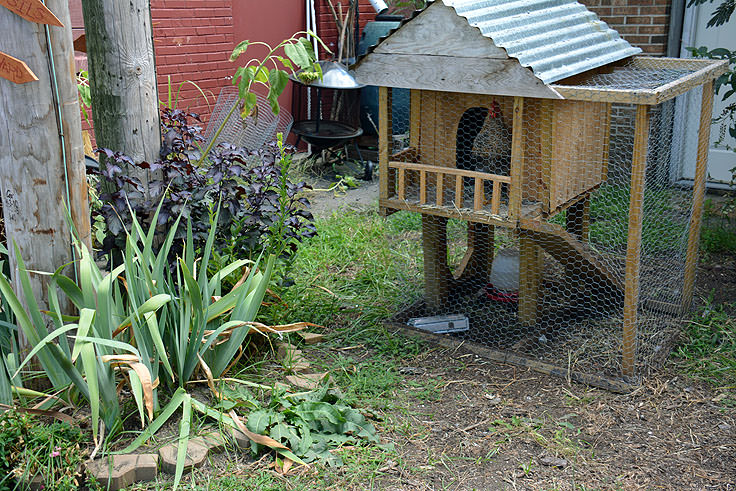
[622,105,650,378]
[508,96,525,222]
[454,223,493,286]
[81,0,161,197]
[355,54,561,100]
[389,160,511,182]
[386,317,637,393]
[519,218,624,293]
[422,215,450,311]
[381,198,514,229]
[491,181,501,215]
[455,175,463,208]
[436,172,444,206]
[681,81,715,313]
[473,178,483,211]
[518,236,543,326]
[378,86,392,215]
[409,89,421,149]
[566,196,591,242]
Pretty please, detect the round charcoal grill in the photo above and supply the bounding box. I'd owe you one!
[291,61,372,178]
[291,119,363,151]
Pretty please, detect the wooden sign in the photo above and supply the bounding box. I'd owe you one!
[73,33,86,53]
[0,51,38,84]
[0,0,64,27]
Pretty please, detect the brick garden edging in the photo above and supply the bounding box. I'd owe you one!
[86,335,326,489]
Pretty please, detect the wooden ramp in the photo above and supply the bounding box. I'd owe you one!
[519,219,624,294]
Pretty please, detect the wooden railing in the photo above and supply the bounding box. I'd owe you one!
[388,161,511,215]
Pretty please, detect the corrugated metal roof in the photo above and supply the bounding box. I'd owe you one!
[445,0,642,83]
[358,0,642,85]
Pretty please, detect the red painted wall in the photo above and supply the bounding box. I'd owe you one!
[150,0,236,122]
[231,0,306,125]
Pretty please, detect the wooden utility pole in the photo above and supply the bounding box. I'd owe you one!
[0,0,90,352]
[81,0,161,182]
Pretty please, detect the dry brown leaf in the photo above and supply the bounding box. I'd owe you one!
[127,363,155,422]
[0,403,76,425]
[228,410,289,450]
[101,354,139,364]
[280,457,294,475]
[197,353,222,399]
[231,266,252,290]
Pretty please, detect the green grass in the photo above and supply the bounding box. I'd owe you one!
[701,224,736,254]
[264,209,424,343]
[675,298,736,387]
[588,184,688,253]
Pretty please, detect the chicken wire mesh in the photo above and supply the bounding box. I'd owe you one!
[204,87,293,152]
[377,57,721,388]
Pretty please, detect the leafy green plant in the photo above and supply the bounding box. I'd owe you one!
[247,384,378,467]
[0,411,94,491]
[195,382,378,469]
[94,111,315,266]
[0,244,20,406]
[77,70,92,126]
[200,34,326,165]
[160,75,213,112]
[0,239,171,442]
[687,0,734,28]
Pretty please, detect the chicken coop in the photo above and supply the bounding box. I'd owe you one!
[354,0,728,390]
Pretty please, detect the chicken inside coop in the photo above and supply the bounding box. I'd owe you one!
[456,101,512,177]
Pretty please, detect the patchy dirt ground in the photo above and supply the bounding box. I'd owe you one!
[300,181,736,490]
[360,346,735,490]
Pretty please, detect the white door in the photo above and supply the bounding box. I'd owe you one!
[679,1,736,186]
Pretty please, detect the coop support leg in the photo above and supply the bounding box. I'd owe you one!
[518,236,542,326]
[508,96,525,224]
[682,81,715,313]
[379,86,395,216]
[622,105,650,378]
[565,196,591,293]
[454,223,494,287]
[566,197,590,241]
[422,214,450,312]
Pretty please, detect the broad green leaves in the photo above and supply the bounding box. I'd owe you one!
[240,380,379,467]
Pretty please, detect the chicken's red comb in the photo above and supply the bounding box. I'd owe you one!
[489,100,501,118]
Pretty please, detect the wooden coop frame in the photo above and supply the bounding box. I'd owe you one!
[355,0,728,385]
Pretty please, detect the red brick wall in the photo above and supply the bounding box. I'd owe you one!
[581,0,671,55]
[150,0,235,123]
[316,0,375,60]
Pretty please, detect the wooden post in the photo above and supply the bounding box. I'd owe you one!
[422,215,450,311]
[454,222,493,287]
[565,196,591,294]
[566,197,590,241]
[409,88,420,149]
[681,81,715,312]
[378,86,392,215]
[622,104,650,378]
[80,0,161,190]
[518,236,542,326]
[508,96,525,222]
[0,0,90,353]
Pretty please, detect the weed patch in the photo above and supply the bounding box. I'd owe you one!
[675,299,736,386]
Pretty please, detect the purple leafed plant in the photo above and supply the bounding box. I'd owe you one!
[93,108,315,263]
